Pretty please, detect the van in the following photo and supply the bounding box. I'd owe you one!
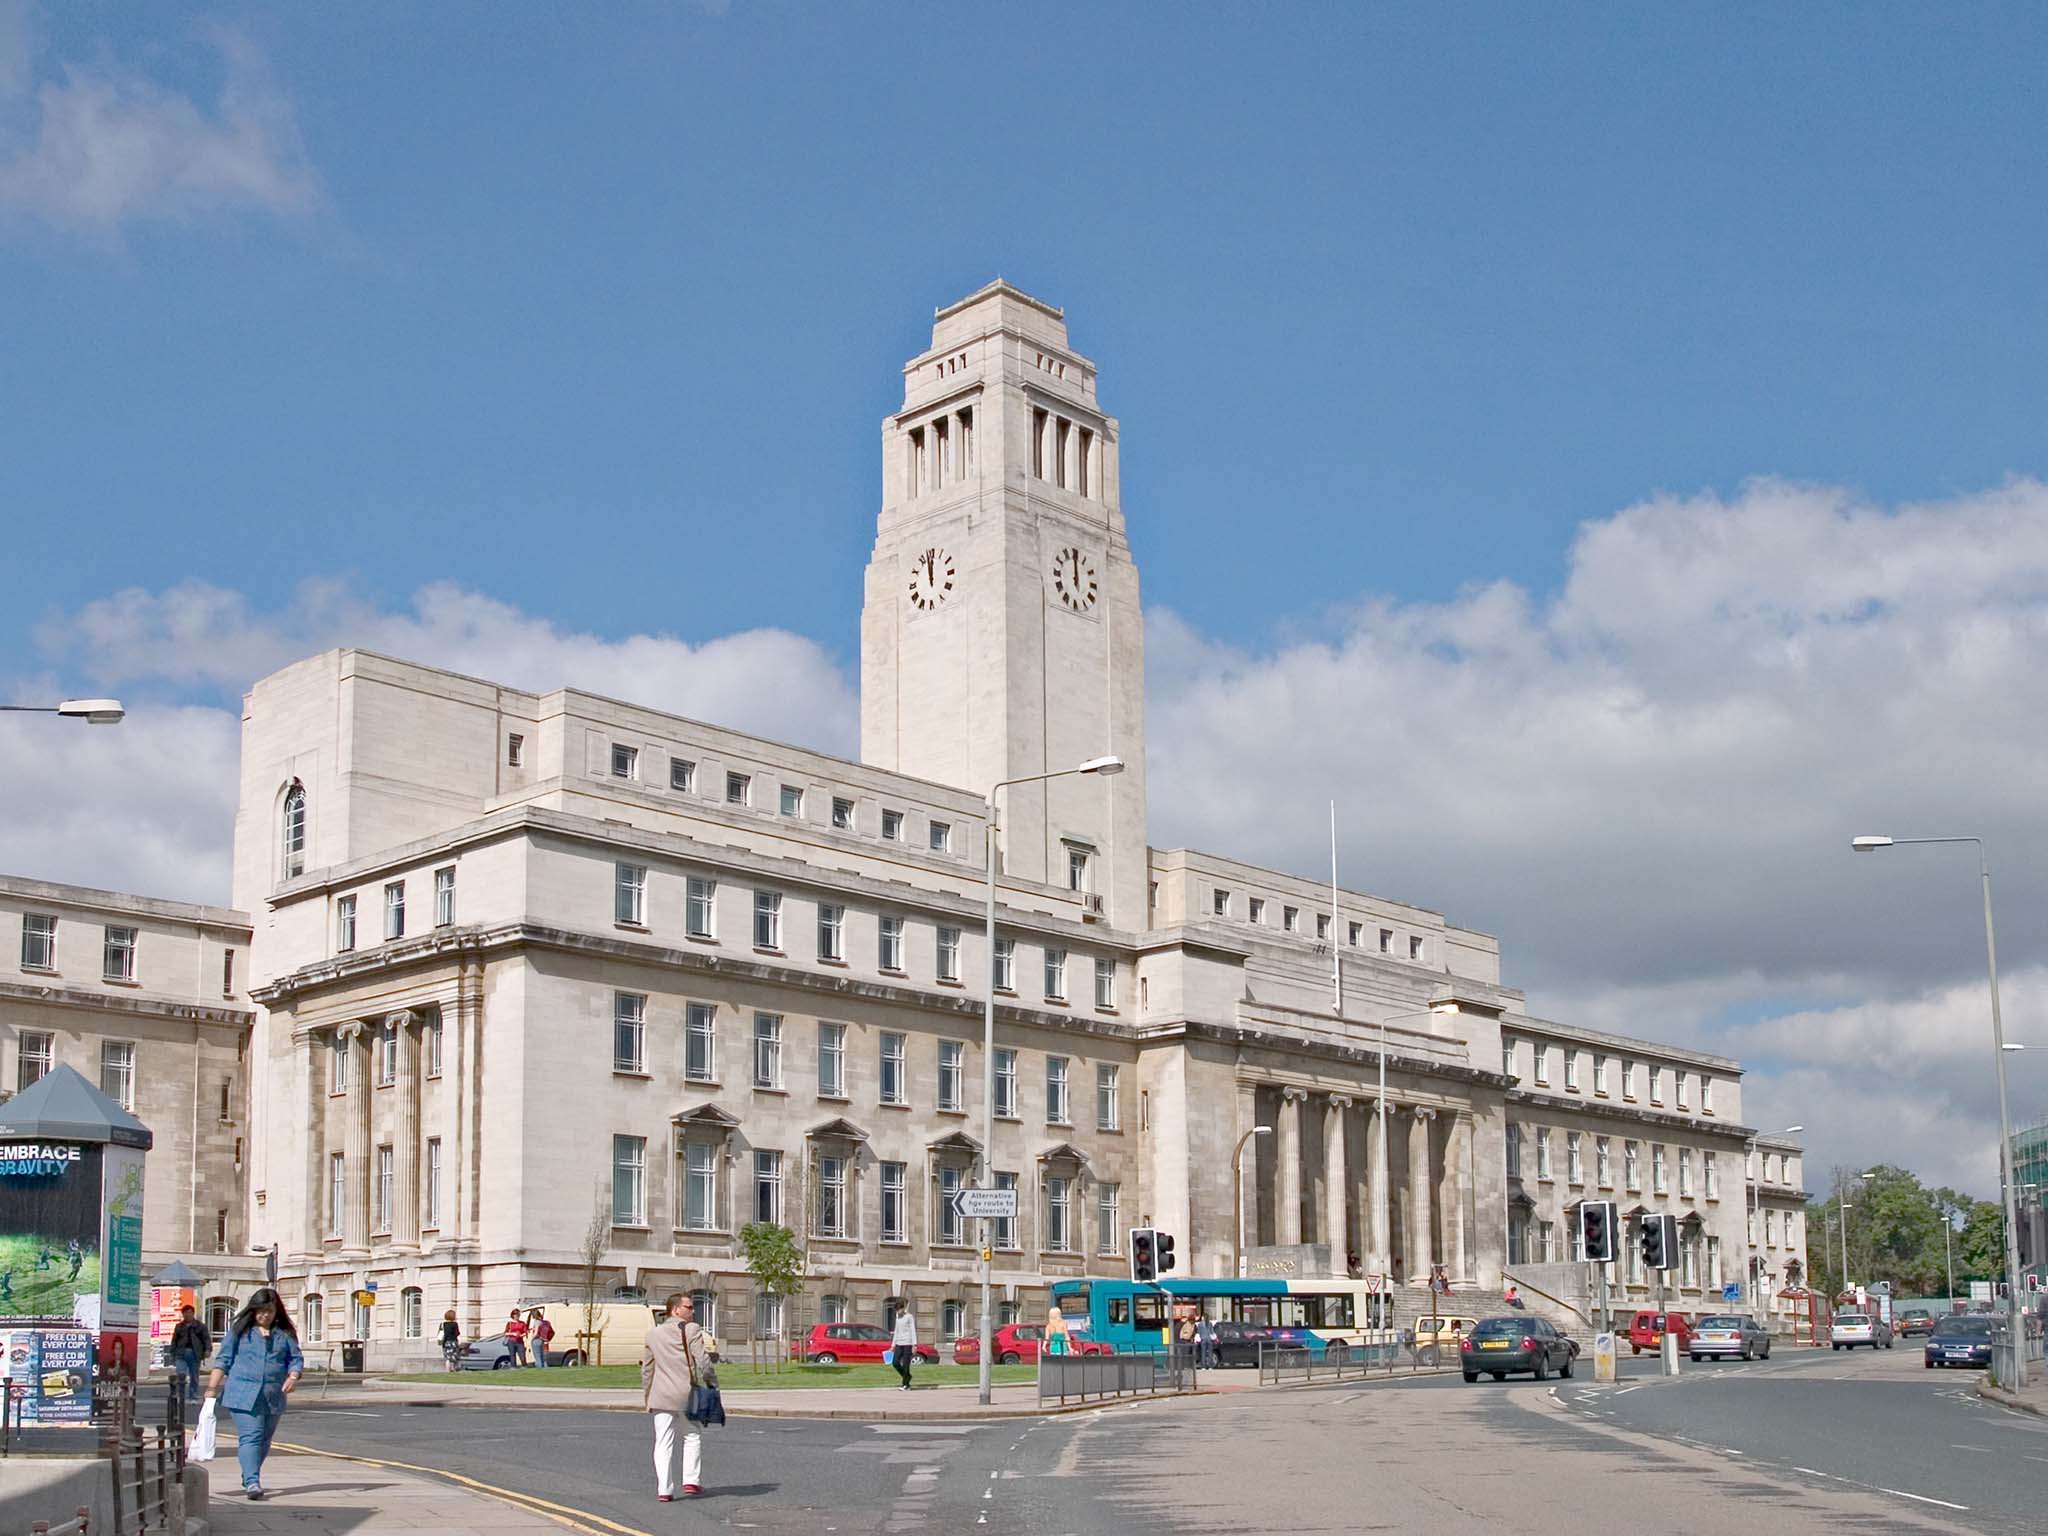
[523,1301,672,1366]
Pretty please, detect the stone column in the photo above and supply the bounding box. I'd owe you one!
[1368,1099,1390,1277]
[1408,1107,1436,1276]
[1236,1081,1260,1272]
[1451,1111,1473,1282]
[1276,1088,1305,1246]
[340,1020,370,1255]
[392,1009,421,1247]
[1324,1097,1351,1275]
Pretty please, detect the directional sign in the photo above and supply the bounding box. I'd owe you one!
[952,1187,1018,1220]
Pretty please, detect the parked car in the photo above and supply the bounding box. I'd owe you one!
[1461,1315,1578,1382]
[1410,1315,1479,1366]
[1829,1311,1893,1350]
[1924,1315,1995,1370]
[792,1322,938,1366]
[1626,1310,1693,1355]
[952,1323,1113,1364]
[458,1333,587,1370]
[1688,1314,1772,1362]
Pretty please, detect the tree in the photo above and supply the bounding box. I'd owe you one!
[737,1221,805,1374]
[578,1186,610,1362]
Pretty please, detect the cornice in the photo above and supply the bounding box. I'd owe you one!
[0,979,253,1031]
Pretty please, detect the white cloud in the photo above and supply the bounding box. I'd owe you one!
[0,20,319,236]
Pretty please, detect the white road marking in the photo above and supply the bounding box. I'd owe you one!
[871,1423,980,1434]
[1612,1385,1643,1396]
[1947,1444,1993,1454]
[1880,1489,1968,1510]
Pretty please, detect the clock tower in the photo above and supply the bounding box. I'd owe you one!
[860,282,1148,930]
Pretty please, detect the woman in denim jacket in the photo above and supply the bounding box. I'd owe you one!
[204,1288,304,1499]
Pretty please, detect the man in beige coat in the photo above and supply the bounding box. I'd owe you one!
[642,1293,717,1499]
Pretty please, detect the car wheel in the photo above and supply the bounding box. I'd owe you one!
[1885,1340,1893,1350]
[1491,1372,1506,1382]
[1463,1371,1479,1384]
[1832,1343,1841,1351]
[1000,1352,1020,1365]
[1419,1345,1440,1368]
[1630,1345,1641,1356]
[491,1358,510,1370]
[1560,1351,1574,1379]
[1690,1353,1700,1363]
[1533,1353,1549,1382]
[811,1352,836,1365]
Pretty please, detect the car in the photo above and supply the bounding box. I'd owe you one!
[1829,1311,1893,1350]
[951,1323,1113,1364]
[1924,1315,1995,1370]
[1460,1315,1579,1382]
[458,1333,587,1370]
[1893,1309,1938,1338]
[1688,1314,1772,1362]
[791,1322,938,1366]
[1626,1310,1693,1355]
[1409,1315,1479,1366]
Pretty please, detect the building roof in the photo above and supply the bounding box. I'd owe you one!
[0,1064,154,1150]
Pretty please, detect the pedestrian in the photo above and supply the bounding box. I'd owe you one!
[203,1288,303,1501]
[530,1308,554,1368]
[642,1292,718,1500]
[440,1309,461,1372]
[170,1304,211,1407]
[1044,1304,1070,1357]
[503,1307,528,1366]
[1197,1314,1217,1369]
[890,1304,919,1389]
[1175,1312,1196,1369]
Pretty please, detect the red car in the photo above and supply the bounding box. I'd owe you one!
[952,1323,1113,1364]
[1627,1310,1693,1355]
[790,1322,938,1366]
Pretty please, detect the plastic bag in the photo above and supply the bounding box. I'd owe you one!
[192,1397,217,1462]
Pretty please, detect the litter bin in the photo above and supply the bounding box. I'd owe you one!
[341,1340,366,1373]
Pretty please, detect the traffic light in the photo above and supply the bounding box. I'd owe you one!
[1639,1212,1677,1271]
[1578,1200,1617,1264]
[1155,1231,1177,1275]
[1129,1227,1158,1282]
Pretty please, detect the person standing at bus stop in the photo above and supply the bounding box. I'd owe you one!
[204,1288,303,1501]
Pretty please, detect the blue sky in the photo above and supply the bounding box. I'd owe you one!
[4,2,2047,1194]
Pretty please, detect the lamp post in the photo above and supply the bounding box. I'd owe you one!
[1832,1203,1853,1304]
[1851,834,2026,1386]
[0,699,125,725]
[1940,1199,1957,1308]
[1232,1126,1273,1278]
[1745,1125,1803,1322]
[977,754,1122,1407]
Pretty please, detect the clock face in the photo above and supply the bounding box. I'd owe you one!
[907,547,956,611]
[1050,546,1098,612]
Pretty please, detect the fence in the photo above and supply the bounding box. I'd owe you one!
[0,1377,186,1536]
[1255,1337,1454,1386]
[1036,1348,1191,1406]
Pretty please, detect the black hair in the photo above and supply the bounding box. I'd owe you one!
[231,1287,299,1341]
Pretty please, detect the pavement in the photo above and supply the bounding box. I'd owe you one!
[206,1447,564,1536]
[1975,1369,2048,1417]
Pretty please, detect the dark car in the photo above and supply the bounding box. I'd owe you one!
[1461,1315,1578,1382]
[1894,1309,1938,1338]
[1924,1315,1994,1370]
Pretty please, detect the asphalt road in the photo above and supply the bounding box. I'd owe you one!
[277,1347,2047,1535]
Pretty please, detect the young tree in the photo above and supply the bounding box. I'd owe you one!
[737,1221,805,1374]
[579,1186,610,1362]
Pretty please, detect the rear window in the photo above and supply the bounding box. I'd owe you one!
[1697,1316,1744,1329]
[1470,1318,1525,1338]
[1932,1318,1993,1337]
[1833,1313,1870,1325]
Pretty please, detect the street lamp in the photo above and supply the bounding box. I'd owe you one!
[1232,1127,1273,1278]
[1745,1125,1803,1322]
[1833,1203,1853,1304]
[976,753,1123,1406]
[1850,833,2027,1386]
[0,698,125,725]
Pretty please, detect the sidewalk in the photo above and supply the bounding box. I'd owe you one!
[1977,1369,2048,1418]
[208,1449,563,1536]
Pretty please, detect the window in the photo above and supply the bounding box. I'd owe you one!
[753,1013,783,1088]
[1564,1051,1581,1091]
[831,796,854,829]
[1212,888,1231,918]
[1379,927,1394,953]
[20,913,55,971]
[754,1150,782,1224]
[1046,1056,1070,1124]
[354,1295,374,1344]
[1249,897,1266,924]
[425,1137,442,1228]
[1701,1076,1715,1114]
[936,926,960,982]
[613,1135,646,1225]
[937,1040,962,1111]
[1679,1148,1695,1198]
[1502,1038,1517,1079]
[1594,1056,1609,1095]
[1535,1128,1552,1180]
[880,1161,907,1242]
[816,1021,844,1097]
[508,734,524,767]
[683,1142,719,1230]
[779,784,803,817]
[670,757,694,792]
[1626,1232,1644,1285]
[376,1022,397,1086]
[1676,1071,1689,1110]
[993,937,1015,992]
[1067,847,1090,891]
[336,895,356,952]
[402,1287,423,1339]
[99,1041,135,1110]
[16,1032,53,1091]
[1508,1213,1528,1266]
[993,1170,1018,1248]
[1046,1176,1072,1252]
[615,863,646,925]
[1622,1059,1637,1100]
[1094,958,1116,1010]
[726,772,751,806]
[374,1145,394,1232]
[878,915,904,972]
[1096,1063,1120,1129]
[686,877,715,939]
[102,925,136,982]
[384,881,406,941]
[1704,1151,1719,1200]
[434,866,456,927]
[1652,1144,1668,1194]
[1534,1045,1550,1086]
[1043,948,1067,1001]
[1649,1065,1664,1105]
[326,1153,344,1236]
[994,1048,1017,1117]
[1596,1137,1612,1187]
[1625,1141,1641,1192]
[1706,1235,1721,1288]
[1409,935,1423,960]
[610,743,638,779]
[1283,905,1300,932]
[329,1034,349,1094]
[689,1290,718,1333]
[941,1299,964,1341]
[1097,1181,1121,1254]
[817,904,844,961]
[1764,1210,1777,1246]
[929,820,951,853]
[753,890,782,949]
[1316,913,1331,941]
[304,1295,324,1343]
[938,1166,964,1245]
[1505,1122,1522,1178]
[754,1292,782,1342]
[1566,1132,1583,1185]
[882,809,904,842]
[614,992,647,1073]
[817,1155,847,1238]
[1349,921,1363,946]
[222,948,236,997]
[1681,1235,1699,1288]
[281,784,307,878]
[426,1017,443,1077]
[1538,1220,1556,1264]
[879,1032,907,1105]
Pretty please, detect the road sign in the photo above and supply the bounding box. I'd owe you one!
[1721,1281,1741,1303]
[952,1188,1018,1219]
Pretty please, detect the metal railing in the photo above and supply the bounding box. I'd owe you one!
[1255,1337,1456,1385]
[1036,1348,1191,1405]
[0,1377,187,1536]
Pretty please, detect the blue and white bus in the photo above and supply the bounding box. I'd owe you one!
[1049,1277,1400,1364]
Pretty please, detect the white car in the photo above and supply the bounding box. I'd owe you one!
[1829,1312,1893,1350]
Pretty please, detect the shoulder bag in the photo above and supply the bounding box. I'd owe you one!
[682,1326,726,1427]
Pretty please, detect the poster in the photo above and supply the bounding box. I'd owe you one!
[0,1141,104,1326]
[99,1147,144,1329]
[0,1328,94,1425]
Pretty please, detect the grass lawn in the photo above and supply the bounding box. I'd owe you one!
[388,1361,1038,1391]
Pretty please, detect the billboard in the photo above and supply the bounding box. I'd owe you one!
[0,1142,104,1327]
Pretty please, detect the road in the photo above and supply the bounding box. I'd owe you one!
[277,1346,2047,1535]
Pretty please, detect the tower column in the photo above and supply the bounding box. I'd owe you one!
[1408,1107,1437,1277]
[341,1020,370,1256]
[1276,1088,1306,1246]
[392,1010,422,1247]
[1369,1100,1390,1278]
[1324,1096,1351,1275]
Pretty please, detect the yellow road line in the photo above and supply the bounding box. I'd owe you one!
[272,1442,656,1536]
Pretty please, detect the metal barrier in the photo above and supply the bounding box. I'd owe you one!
[0,1377,186,1536]
[1036,1348,1191,1406]
[1256,1338,1455,1386]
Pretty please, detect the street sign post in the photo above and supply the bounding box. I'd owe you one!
[952,1188,1019,1220]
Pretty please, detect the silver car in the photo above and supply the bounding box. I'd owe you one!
[1829,1311,1893,1350]
[1689,1314,1771,1361]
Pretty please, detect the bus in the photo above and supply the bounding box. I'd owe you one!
[1049,1277,1401,1364]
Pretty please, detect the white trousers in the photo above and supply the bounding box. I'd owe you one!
[652,1411,702,1494]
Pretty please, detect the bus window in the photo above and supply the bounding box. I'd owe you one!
[1234,1297,1274,1327]
[1300,1294,1354,1329]
[1133,1294,1171,1332]
[1108,1298,1130,1325]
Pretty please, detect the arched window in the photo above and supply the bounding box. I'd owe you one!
[205,1297,235,1339]
[281,783,307,878]
[401,1287,423,1339]
[303,1293,325,1343]
[689,1289,717,1335]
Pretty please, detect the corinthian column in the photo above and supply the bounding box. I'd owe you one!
[1324,1097,1351,1275]
[340,1020,370,1255]
[1276,1088,1306,1246]
[1368,1100,1390,1278]
[1408,1107,1437,1276]
[392,1010,421,1246]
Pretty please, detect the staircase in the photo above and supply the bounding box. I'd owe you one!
[1386,1276,1591,1340]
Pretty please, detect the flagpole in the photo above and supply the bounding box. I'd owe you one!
[1330,801,1342,1015]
